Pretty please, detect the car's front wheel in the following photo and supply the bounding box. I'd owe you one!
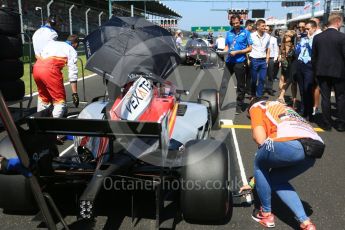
[198,89,219,128]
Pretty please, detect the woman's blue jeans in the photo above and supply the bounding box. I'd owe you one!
[254,140,316,223]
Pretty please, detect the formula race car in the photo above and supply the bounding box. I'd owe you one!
[179,38,218,68]
[0,16,233,228]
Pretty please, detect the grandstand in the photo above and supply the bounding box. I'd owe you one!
[286,0,344,30]
[1,0,181,41]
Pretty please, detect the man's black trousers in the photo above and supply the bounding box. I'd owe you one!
[265,58,275,91]
[317,76,345,126]
[219,61,246,107]
[297,61,314,118]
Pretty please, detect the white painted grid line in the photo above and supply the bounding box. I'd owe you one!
[59,144,74,157]
[227,119,252,203]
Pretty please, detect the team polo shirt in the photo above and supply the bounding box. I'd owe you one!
[225,28,253,63]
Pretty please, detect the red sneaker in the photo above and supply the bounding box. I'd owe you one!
[251,208,275,228]
[300,222,316,230]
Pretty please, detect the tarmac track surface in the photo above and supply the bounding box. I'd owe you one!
[0,65,344,230]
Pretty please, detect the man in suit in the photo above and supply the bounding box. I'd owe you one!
[312,13,345,131]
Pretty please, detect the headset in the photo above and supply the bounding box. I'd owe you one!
[47,14,57,27]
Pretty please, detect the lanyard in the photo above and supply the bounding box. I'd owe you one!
[302,38,311,56]
[230,30,242,49]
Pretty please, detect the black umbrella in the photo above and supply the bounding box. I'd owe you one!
[84,16,181,87]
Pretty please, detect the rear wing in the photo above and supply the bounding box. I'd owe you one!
[26,117,162,138]
[26,116,170,166]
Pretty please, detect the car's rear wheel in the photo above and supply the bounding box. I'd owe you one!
[0,175,37,212]
[180,140,232,224]
[0,137,36,212]
[0,131,57,212]
[210,51,218,65]
[179,51,186,64]
[198,89,219,127]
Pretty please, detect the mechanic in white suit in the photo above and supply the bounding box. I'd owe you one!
[32,15,58,56]
[33,35,80,119]
[215,34,226,51]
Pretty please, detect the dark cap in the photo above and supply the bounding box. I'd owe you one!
[47,14,57,26]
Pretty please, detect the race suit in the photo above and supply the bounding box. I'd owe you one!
[32,25,58,56]
[33,40,78,118]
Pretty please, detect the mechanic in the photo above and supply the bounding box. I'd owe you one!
[32,14,58,57]
[175,30,183,51]
[33,35,80,121]
[215,34,226,51]
[243,97,324,230]
[215,34,226,67]
[207,31,214,46]
[220,14,252,114]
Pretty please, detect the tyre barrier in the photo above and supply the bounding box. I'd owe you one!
[0,7,21,36]
[0,79,25,101]
[0,59,24,80]
[0,6,25,102]
[0,34,23,59]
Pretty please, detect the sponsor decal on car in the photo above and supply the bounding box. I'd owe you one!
[114,77,154,120]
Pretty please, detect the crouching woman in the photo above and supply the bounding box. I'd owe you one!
[245,98,325,230]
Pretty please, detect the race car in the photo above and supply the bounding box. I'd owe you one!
[180,38,218,68]
[0,16,233,228]
[0,76,232,226]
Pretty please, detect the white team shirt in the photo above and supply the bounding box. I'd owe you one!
[32,25,58,56]
[215,37,226,50]
[39,41,78,82]
[176,37,183,48]
[268,36,279,60]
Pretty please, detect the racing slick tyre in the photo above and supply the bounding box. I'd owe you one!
[0,35,23,59]
[0,59,24,81]
[198,89,219,127]
[0,137,37,212]
[181,140,232,224]
[0,175,37,212]
[179,51,186,64]
[0,7,21,36]
[0,79,25,101]
[210,52,218,65]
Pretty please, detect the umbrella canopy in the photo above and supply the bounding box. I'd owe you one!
[84,16,181,87]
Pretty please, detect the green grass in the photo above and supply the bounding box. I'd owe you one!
[23,55,93,94]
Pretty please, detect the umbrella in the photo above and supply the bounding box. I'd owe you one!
[84,16,181,87]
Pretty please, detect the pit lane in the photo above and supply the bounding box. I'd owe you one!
[0,65,344,229]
